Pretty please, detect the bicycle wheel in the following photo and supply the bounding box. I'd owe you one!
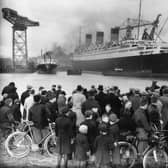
[44,134,58,157]
[143,147,168,168]
[5,131,32,158]
[116,141,137,168]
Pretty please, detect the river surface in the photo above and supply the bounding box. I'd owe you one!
[0,72,168,97]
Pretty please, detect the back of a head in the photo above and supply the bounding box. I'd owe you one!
[9,82,15,87]
[85,110,93,118]
[76,85,83,92]
[33,95,41,103]
[98,122,108,134]
[57,85,62,90]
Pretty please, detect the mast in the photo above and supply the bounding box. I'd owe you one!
[137,0,142,40]
[79,26,82,47]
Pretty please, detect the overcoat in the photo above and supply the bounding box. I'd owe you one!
[55,114,73,154]
[74,133,89,161]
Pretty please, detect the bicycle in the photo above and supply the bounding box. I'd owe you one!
[113,128,168,168]
[5,120,58,158]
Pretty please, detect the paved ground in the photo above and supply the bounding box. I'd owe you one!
[0,140,143,168]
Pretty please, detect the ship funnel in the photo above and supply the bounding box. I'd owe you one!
[96,31,104,45]
[85,34,92,47]
[111,27,119,42]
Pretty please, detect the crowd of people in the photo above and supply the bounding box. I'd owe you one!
[0,81,168,168]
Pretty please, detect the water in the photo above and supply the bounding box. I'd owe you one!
[0,72,168,97]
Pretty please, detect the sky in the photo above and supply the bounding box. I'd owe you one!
[1,0,168,58]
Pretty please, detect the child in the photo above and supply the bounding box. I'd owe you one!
[74,125,90,168]
[94,123,114,168]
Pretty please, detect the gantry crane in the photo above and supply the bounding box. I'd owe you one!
[2,8,39,70]
[119,14,162,40]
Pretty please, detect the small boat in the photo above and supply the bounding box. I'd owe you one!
[37,51,58,74]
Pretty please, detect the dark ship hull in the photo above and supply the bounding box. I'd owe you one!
[37,63,57,74]
[73,52,168,76]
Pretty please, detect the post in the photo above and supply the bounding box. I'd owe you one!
[137,0,142,40]
[25,28,28,66]
[12,27,15,70]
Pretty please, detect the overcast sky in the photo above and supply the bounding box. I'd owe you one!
[1,0,168,58]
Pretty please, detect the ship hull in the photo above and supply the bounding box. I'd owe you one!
[72,52,168,75]
[37,64,57,74]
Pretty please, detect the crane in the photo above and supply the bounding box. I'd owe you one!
[119,14,161,40]
[2,8,39,70]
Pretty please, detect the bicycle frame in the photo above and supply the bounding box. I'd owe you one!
[20,121,55,147]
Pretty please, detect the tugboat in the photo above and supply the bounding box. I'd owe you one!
[37,51,57,74]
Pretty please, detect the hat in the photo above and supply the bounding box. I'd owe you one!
[79,125,88,134]
[98,85,103,91]
[27,85,32,90]
[52,84,56,88]
[109,113,119,123]
[39,86,45,91]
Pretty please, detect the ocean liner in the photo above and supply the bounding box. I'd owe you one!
[37,51,57,74]
[72,2,168,76]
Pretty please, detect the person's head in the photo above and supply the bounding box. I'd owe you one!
[140,96,148,109]
[84,110,93,119]
[76,85,83,92]
[27,85,32,91]
[2,93,8,99]
[79,125,88,134]
[39,86,45,94]
[57,85,62,90]
[14,98,20,105]
[160,85,168,96]
[98,123,108,135]
[41,90,48,96]
[145,87,152,94]
[98,85,103,92]
[33,95,41,103]
[105,104,111,113]
[29,89,35,95]
[109,113,119,125]
[52,84,56,91]
[4,98,13,107]
[124,101,132,110]
[9,82,15,87]
[88,90,95,99]
[163,88,168,96]
[102,114,109,123]
[59,106,69,114]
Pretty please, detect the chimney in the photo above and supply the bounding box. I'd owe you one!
[111,27,119,42]
[96,31,104,45]
[85,34,92,47]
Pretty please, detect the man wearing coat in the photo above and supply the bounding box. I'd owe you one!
[159,88,168,128]
[28,94,50,144]
[133,96,151,153]
[55,106,73,168]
